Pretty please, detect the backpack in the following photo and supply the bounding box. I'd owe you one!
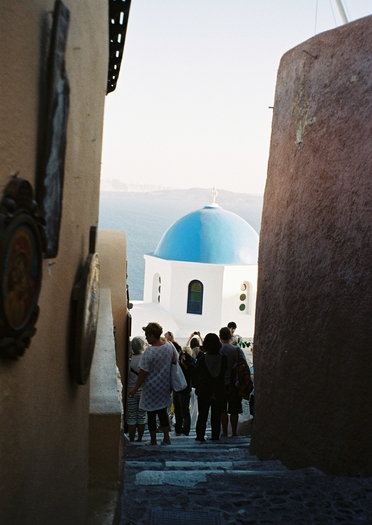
[230,349,253,400]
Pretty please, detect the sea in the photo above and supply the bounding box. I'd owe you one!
[98,191,263,301]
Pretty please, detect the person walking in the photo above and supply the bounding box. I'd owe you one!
[129,322,179,446]
[249,345,255,419]
[194,333,227,442]
[219,326,248,437]
[127,336,147,442]
[174,348,195,436]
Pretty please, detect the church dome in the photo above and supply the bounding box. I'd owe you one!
[153,204,259,265]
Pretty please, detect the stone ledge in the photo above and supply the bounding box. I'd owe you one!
[90,288,122,416]
[87,288,124,524]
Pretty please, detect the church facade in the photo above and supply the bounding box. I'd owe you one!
[132,201,259,341]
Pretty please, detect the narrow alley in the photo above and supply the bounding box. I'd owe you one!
[119,427,372,525]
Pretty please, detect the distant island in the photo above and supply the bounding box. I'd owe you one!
[100,179,264,233]
[100,178,263,201]
[100,178,172,193]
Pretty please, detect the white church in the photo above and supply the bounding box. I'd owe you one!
[130,195,259,344]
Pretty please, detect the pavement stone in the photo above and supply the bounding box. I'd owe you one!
[119,428,372,524]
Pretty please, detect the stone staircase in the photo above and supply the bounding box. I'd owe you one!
[119,429,372,524]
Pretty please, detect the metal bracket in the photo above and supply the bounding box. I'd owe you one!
[107,0,132,94]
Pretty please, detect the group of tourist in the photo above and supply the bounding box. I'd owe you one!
[127,322,254,445]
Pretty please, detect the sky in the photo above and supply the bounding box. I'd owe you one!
[101,0,372,195]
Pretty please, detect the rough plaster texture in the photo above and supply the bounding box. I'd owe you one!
[251,16,372,476]
[97,229,128,384]
[89,289,123,486]
[0,2,111,524]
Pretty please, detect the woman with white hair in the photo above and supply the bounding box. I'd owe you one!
[127,336,147,442]
[129,322,179,446]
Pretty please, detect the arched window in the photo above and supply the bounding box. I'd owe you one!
[152,273,161,303]
[187,280,203,315]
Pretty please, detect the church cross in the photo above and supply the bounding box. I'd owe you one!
[212,186,218,204]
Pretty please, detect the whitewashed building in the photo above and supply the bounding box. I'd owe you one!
[131,200,259,343]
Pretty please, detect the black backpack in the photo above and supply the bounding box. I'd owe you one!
[230,349,253,400]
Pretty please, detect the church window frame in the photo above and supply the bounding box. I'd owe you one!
[187,280,203,315]
[239,281,251,314]
[152,273,161,303]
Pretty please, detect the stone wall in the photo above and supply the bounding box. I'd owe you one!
[251,16,372,476]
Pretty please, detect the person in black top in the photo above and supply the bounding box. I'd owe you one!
[164,330,194,435]
[164,331,182,353]
[193,333,228,442]
[174,348,195,436]
[219,326,248,436]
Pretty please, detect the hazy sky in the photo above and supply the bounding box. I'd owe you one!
[101,0,372,195]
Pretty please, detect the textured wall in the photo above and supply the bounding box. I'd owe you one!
[0,1,109,524]
[97,230,128,383]
[89,289,123,486]
[251,16,372,475]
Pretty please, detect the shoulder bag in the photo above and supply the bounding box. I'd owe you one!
[170,360,187,392]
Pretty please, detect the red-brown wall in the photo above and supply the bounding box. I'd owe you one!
[251,15,372,476]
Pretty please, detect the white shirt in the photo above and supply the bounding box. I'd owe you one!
[139,341,178,411]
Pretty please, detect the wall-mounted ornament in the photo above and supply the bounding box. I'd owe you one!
[0,177,46,359]
[37,0,70,258]
[70,227,100,385]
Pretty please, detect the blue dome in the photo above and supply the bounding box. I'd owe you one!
[153,204,259,264]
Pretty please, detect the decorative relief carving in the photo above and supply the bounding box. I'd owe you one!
[0,177,45,359]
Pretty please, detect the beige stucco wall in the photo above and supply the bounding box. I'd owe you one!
[0,2,109,524]
[89,289,123,486]
[97,229,129,384]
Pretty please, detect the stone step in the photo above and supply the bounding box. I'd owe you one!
[126,435,251,449]
[122,430,372,524]
[123,428,288,489]
[135,469,288,487]
[126,459,285,470]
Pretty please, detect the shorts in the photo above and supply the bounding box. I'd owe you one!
[147,407,169,432]
[221,384,243,415]
[127,391,147,425]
